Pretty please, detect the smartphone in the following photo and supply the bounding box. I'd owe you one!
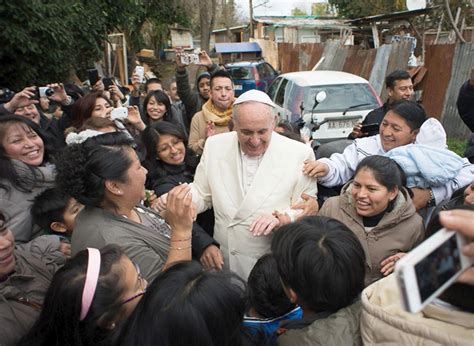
[135,66,145,84]
[180,53,200,65]
[88,69,100,86]
[110,107,128,121]
[395,228,472,313]
[360,123,380,134]
[102,77,114,90]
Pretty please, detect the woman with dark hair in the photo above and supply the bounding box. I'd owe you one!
[71,92,145,133]
[141,122,219,269]
[0,115,57,243]
[319,155,424,286]
[0,209,65,345]
[117,261,248,346]
[55,131,194,281]
[20,244,146,346]
[143,90,186,134]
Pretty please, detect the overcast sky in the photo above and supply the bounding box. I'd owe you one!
[234,0,327,18]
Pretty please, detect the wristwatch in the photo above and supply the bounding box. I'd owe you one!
[427,188,436,207]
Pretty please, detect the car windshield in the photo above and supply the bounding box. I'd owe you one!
[226,66,254,80]
[294,83,379,113]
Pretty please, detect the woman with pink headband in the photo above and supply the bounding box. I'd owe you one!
[20,244,145,345]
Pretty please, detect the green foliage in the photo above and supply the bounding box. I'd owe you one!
[0,0,189,91]
[292,7,308,16]
[447,138,467,157]
[328,0,406,19]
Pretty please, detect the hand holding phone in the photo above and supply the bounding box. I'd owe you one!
[88,69,100,86]
[360,123,380,134]
[395,228,472,313]
[110,107,128,121]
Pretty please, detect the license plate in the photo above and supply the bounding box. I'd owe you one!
[234,84,242,90]
[328,119,357,129]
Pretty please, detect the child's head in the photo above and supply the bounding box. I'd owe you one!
[271,216,366,313]
[32,187,84,236]
[247,253,295,318]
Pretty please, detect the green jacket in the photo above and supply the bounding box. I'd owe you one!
[277,300,362,346]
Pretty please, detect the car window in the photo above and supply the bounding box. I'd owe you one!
[267,77,281,100]
[294,83,379,113]
[227,67,254,80]
[263,63,277,77]
[256,64,265,78]
[275,78,289,106]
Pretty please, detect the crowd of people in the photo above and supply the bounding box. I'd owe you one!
[0,51,473,345]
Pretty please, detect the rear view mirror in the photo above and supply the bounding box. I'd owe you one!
[316,91,327,103]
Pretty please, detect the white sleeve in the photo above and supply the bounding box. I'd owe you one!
[318,142,360,187]
[190,146,213,214]
[432,159,474,204]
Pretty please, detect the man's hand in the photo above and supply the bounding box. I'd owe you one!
[47,83,70,105]
[92,79,105,92]
[165,184,194,235]
[272,210,291,226]
[175,49,187,71]
[302,159,329,178]
[59,242,72,258]
[440,209,474,285]
[200,245,224,270]
[206,121,216,138]
[411,188,431,210]
[350,122,364,139]
[3,86,38,112]
[292,193,319,220]
[380,252,406,276]
[249,214,280,236]
[197,50,213,68]
[108,81,125,102]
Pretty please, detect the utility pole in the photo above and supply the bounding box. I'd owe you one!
[249,0,254,38]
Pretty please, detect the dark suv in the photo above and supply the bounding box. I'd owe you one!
[225,60,279,96]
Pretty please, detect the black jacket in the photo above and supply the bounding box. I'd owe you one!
[456,80,474,132]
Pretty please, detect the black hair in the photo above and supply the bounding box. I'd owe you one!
[354,155,406,192]
[424,204,474,313]
[117,261,247,346]
[0,115,52,193]
[276,120,304,143]
[271,216,366,313]
[387,100,427,131]
[385,70,411,89]
[31,187,71,233]
[55,132,135,208]
[210,69,233,88]
[19,244,127,346]
[145,78,163,93]
[142,90,173,126]
[247,253,296,318]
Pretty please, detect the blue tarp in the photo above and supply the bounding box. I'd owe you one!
[215,42,262,54]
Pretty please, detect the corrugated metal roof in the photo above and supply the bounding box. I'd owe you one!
[215,42,261,54]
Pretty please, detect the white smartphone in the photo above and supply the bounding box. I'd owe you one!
[180,53,200,65]
[110,107,128,121]
[135,66,145,84]
[395,228,472,313]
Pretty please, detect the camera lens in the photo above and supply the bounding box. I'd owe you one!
[45,88,54,97]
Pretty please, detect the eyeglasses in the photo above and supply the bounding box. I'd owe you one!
[157,139,183,154]
[120,262,146,305]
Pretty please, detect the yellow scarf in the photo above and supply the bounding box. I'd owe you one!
[202,99,233,126]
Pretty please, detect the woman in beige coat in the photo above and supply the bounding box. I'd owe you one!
[319,155,424,286]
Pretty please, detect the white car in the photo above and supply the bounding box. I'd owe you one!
[267,71,382,142]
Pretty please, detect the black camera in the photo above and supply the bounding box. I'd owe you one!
[0,88,15,103]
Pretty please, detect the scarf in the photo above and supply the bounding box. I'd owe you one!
[202,99,233,126]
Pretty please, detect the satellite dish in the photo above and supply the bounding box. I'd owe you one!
[406,0,426,11]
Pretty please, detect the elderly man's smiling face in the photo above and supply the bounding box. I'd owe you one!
[234,102,275,157]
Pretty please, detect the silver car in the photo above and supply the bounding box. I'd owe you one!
[267,71,382,142]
